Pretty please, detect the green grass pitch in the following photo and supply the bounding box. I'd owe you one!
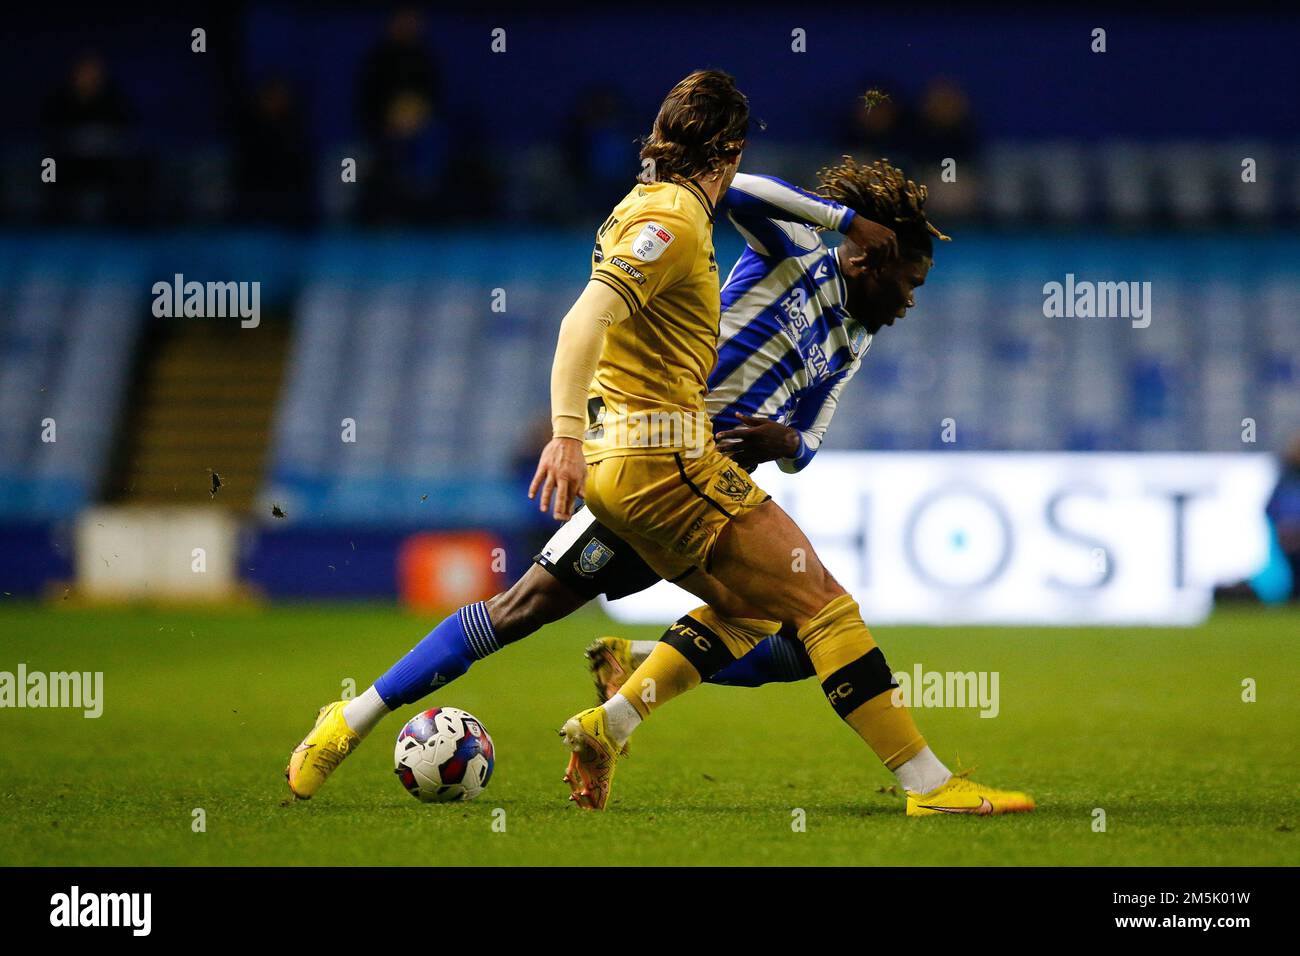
[0,602,1296,866]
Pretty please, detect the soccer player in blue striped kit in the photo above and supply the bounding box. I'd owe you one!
[287,157,952,801]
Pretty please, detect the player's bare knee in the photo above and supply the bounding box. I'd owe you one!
[483,579,543,643]
[705,588,757,621]
[486,568,586,644]
[814,575,846,609]
[483,590,518,638]
[522,583,586,629]
[783,579,848,632]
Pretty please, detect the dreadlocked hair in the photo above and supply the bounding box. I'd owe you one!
[816,156,950,258]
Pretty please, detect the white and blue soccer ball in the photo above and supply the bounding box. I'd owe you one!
[394,706,495,803]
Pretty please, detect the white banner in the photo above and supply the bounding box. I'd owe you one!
[603,452,1278,626]
[76,506,241,601]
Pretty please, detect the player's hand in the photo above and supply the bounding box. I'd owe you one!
[844,215,899,271]
[715,414,801,471]
[529,436,586,521]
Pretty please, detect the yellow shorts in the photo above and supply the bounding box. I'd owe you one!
[582,447,771,581]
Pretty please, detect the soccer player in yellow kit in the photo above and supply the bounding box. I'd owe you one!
[531,69,1034,817]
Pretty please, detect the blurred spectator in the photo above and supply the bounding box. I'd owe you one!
[358,88,452,225]
[912,78,980,165]
[40,53,139,223]
[1265,434,1300,599]
[358,8,439,141]
[909,78,982,220]
[354,8,494,224]
[234,77,313,227]
[563,85,638,222]
[839,80,914,165]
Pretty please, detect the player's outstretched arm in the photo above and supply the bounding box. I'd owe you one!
[725,172,897,265]
[530,279,631,520]
[725,172,852,231]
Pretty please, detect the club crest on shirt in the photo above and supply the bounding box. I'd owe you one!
[577,539,615,575]
[714,467,753,502]
[631,222,674,262]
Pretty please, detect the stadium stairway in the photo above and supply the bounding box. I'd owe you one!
[108,319,290,512]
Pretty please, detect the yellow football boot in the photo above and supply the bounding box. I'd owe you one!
[560,705,622,811]
[906,773,1035,817]
[285,701,361,800]
[584,637,639,704]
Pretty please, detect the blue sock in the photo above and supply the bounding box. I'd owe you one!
[707,633,814,687]
[373,602,501,708]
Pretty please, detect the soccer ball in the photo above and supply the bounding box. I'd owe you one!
[393,706,495,803]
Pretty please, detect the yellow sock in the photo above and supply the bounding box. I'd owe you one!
[617,642,700,718]
[617,605,779,718]
[798,594,926,769]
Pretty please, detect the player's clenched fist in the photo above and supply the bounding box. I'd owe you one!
[530,436,586,520]
[844,214,898,270]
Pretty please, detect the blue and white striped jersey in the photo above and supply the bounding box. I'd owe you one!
[706,173,873,472]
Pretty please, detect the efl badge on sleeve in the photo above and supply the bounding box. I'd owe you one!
[631,223,675,262]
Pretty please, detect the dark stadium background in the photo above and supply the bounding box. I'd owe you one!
[1,4,1298,607]
[1,3,1299,880]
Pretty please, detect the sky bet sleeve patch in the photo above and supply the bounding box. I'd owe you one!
[630,222,675,262]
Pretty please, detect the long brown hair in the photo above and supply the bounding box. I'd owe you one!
[640,69,750,183]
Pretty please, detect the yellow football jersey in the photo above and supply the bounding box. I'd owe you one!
[584,179,720,462]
